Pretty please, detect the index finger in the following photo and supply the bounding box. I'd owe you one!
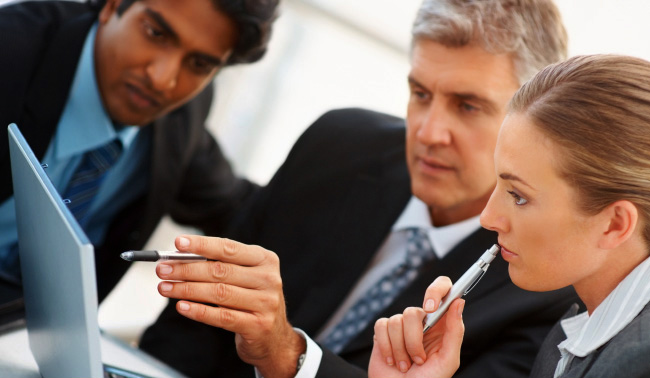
[175,235,272,266]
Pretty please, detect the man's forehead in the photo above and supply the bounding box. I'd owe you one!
[132,0,237,61]
[409,40,519,104]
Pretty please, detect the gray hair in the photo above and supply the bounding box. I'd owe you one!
[412,0,567,85]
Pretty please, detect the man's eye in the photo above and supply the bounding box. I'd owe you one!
[189,57,216,74]
[460,102,479,113]
[507,190,528,206]
[144,23,164,39]
[412,89,430,101]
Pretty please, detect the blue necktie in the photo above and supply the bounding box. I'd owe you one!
[62,139,122,227]
[321,227,436,354]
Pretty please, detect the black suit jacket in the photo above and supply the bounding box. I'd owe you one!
[0,1,256,301]
[141,108,580,378]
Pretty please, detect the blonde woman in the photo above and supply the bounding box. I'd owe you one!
[370,54,650,378]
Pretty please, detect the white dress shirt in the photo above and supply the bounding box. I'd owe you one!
[554,255,650,377]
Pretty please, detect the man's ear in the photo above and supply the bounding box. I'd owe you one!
[99,0,121,24]
[598,200,639,249]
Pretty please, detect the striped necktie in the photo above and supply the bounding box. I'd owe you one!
[321,227,436,354]
[62,139,122,227]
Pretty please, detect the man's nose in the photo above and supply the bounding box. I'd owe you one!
[417,102,452,146]
[146,54,181,92]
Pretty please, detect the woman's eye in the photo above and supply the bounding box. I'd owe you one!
[507,190,528,206]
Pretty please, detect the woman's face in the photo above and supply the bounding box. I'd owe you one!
[480,113,609,292]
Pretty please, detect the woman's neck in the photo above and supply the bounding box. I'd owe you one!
[574,242,648,314]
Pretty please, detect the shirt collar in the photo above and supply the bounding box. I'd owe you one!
[55,23,138,159]
[392,196,481,258]
[559,255,650,357]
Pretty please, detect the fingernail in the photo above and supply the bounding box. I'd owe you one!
[386,357,394,366]
[413,356,424,365]
[178,236,190,248]
[399,361,408,373]
[160,282,173,292]
[424,299,435,312]
[458,301,465,318]
[178,302,190,311]
[159,264,172,275]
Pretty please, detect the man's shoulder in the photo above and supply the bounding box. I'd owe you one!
[0,0,93,33]
[307,108,405,137]
[0,0,96,91]
[288,108,406,159]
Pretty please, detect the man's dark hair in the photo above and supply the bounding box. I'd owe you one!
[90,0,279,65]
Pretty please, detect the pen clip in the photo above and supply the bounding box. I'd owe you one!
[463,268,487,296]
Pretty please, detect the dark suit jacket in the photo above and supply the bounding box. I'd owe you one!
[141,108,580,378]
[530,303,650,378]
[0,1,256,302]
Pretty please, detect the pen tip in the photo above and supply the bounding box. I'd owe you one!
[120,251,134,261]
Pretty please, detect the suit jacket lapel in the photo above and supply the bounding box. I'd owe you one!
[529,304,579,378]
[21,12,96,160]
[291,144,412,334]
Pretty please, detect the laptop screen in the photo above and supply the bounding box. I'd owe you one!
[9,123,104,378]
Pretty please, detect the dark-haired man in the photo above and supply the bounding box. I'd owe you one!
[0,0,278,306]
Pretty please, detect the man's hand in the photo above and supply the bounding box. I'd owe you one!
[155,235,305,378]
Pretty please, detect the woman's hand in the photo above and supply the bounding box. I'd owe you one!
[368,276,465,378]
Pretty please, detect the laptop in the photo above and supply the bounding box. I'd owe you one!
[8,123,154,378]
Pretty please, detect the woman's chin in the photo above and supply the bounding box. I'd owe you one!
[509,267,548,292]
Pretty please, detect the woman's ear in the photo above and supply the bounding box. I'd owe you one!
[598,200,639,249]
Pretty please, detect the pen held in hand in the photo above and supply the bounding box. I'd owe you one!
[422,244,500,333]
[120,250,207,262]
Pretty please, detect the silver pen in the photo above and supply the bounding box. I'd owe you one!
[423,244,500,333]
[120,250,207,262]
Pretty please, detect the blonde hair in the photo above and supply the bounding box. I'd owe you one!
[510,54,650,244]
[412,0,567,85]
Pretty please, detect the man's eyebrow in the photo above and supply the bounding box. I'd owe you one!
[455,93,498,114]
[144,8,225,67]
[407,75,426,89]
[144,8,178,40]
[407,76,499,113]
[499,172,535,190]
[194,53,225,67]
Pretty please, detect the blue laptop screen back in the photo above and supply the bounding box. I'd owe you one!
[8,123,103,378]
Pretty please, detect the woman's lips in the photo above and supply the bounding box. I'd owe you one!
[500,245,518,261]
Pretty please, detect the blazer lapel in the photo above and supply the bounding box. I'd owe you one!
[21,12,96,160]
[290,145,412,334]
[529,304,579,378]
[136,111,185,243]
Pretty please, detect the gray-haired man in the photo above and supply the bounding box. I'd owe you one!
[140,1,579,377]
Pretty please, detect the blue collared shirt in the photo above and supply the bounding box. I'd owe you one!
[0,23,150,283]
